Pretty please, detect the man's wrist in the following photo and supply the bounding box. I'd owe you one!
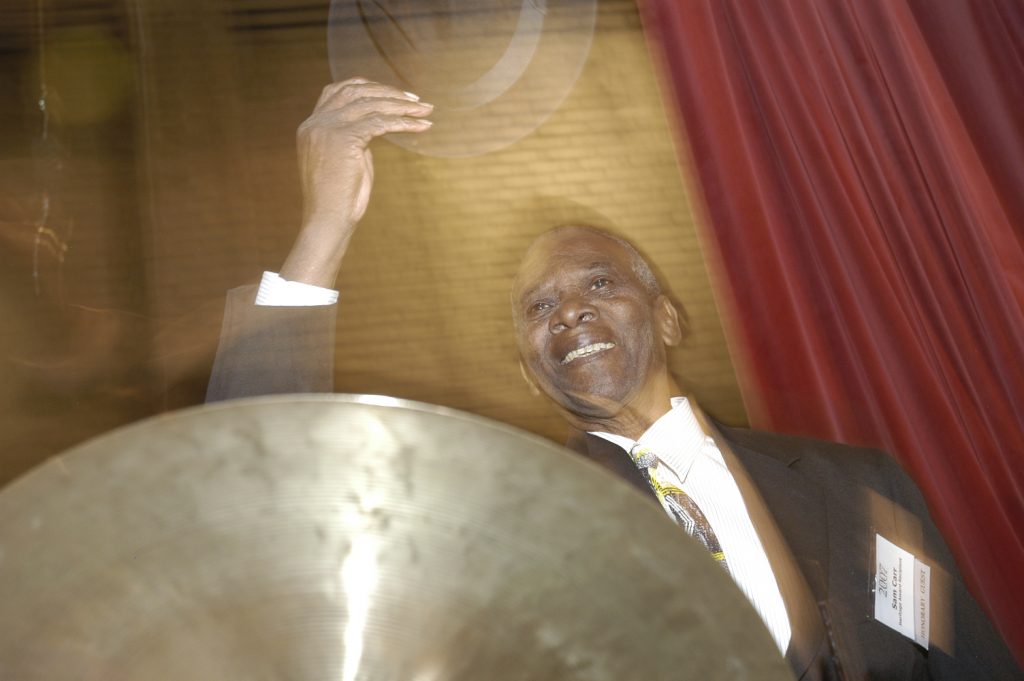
[278,219,354,287]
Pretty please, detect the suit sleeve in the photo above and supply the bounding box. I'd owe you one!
[205,284,337,402]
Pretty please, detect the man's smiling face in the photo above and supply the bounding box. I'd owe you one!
[512,226,680,425]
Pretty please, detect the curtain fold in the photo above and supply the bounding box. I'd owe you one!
[640,0,1024,658]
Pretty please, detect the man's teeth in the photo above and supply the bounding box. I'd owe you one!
[561,342,616,365]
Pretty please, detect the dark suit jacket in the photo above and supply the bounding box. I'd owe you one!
[575,427,1021,680]
[207,286,1020,680]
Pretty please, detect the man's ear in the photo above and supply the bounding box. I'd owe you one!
[654,295,686,347]
[518,359,542,397]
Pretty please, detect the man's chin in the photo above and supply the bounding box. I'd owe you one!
[549,386,631,423]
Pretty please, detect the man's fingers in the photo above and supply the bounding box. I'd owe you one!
[309,98,433,135]
[345,114,433,143]
[338,96,434,122]
[340,81,420,103]
[315,77,369,107]
[302,107,432,145]
[301,81,432,160]
[316,80,421,112]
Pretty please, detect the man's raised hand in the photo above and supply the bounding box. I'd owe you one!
[281,78,433,287]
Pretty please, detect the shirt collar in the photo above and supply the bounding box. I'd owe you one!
[590,396,710,482]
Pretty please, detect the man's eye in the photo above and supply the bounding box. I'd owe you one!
[529,301,552,315]
[590,277,611,290]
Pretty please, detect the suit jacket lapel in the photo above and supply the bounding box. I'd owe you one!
[573,430,659,501]
[717,425,831,598]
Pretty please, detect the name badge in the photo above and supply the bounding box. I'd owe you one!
[874,534,930,648]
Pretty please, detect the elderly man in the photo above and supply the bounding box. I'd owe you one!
[207,80,1020,680]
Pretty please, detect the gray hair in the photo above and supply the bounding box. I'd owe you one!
[549,224,661,297]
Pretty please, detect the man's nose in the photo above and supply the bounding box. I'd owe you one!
[549,296,597,333]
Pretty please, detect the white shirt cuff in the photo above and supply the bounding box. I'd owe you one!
[255,271,339,306]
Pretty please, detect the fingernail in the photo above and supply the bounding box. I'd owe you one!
[403,91,420,101]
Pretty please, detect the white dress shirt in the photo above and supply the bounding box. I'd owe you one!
[592,397,791,654]
[256,271,338,306]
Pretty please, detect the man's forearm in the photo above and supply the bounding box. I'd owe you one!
[278,219,354,289]
[206,79,431,402]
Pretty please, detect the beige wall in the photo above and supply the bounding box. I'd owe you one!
[0,0,746,484]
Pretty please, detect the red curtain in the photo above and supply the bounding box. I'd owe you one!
[639,0,1024,658]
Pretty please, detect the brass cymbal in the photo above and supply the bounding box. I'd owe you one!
[0,395,792,680]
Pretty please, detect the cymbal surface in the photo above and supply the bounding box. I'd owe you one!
[0,395,792,680]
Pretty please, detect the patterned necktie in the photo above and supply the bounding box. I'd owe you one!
[629,444,730,572]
